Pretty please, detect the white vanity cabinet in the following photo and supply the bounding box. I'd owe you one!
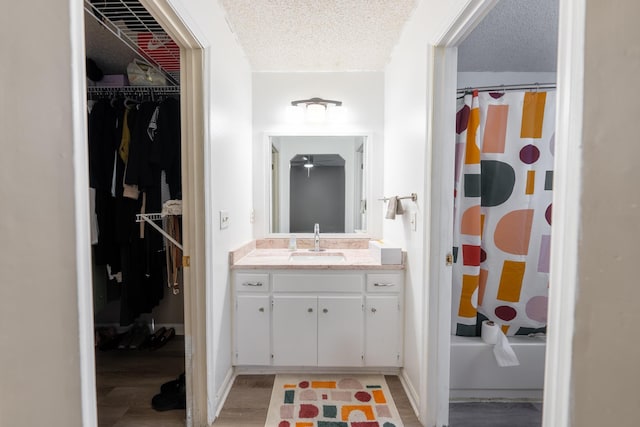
[271,272,364,367]
[233,273,271,365]
[365,273,404,366]
[272,294,364,366]
[232,269,403,368]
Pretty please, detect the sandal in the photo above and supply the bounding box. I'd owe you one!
[151,327,175,350]
[145,327,166,350]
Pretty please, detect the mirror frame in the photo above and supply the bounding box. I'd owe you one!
[260,132,381,239]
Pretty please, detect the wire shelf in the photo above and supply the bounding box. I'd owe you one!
[87,85,180,99]
[85,0,180,86]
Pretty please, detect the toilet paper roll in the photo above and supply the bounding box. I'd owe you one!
[481,320,500,345]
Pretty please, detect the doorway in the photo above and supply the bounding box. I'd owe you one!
[80,0,208,425]
[424,0,574,426]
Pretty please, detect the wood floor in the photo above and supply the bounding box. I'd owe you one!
[95,335,186,426]
[95,335,422,426]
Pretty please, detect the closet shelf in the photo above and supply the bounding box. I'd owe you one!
[136,212,182,251]
[85,0,180,86]
[87,86,181,97]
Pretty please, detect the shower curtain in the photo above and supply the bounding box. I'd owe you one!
[452,90,555,336]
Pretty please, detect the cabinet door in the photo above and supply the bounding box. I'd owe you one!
[318,296,364,367]
[365,295,401,366]
[272,295,317,366]
[235,295,271,365]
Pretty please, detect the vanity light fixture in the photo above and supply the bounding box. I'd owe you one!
[291,97,343,123]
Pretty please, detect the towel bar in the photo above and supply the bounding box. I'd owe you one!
[378,193,417,202]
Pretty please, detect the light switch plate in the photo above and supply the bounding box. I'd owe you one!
[220,210,230,229]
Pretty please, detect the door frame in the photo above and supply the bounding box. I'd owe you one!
[424,0,583,425]
[422,3,498,425]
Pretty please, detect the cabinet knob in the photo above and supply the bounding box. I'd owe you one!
[371,308,377,313]
[259,307,264,312]
[243,282,262,287]
[374,282,394,287]
[308,308,313,313]
[323,308,328,313]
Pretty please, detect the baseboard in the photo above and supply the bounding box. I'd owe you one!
[449,389,544,401]
[214,367,235,419]
[232,366,401,375]
[399,368,421,420]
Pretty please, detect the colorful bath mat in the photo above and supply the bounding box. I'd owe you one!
[265,374,404,427]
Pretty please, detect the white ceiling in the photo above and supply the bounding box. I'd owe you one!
[219,0,558,73]
[85,0,559,77]
[459,0,558,72]
[218,0,418,72]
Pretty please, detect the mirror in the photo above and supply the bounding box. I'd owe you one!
[270,135,367,234]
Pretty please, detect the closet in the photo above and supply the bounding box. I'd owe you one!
[84,0,187,422]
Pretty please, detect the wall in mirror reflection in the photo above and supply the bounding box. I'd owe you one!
[270,136,367,234]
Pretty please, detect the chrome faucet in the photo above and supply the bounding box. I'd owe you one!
[313,223,320,252]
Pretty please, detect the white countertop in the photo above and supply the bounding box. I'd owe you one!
[230,248,405,270]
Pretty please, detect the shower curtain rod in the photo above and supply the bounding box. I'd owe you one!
[456,82,556,94]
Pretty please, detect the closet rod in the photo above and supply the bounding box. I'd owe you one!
[456,82,556,94]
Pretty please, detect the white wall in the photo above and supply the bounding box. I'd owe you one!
[384,0,478,421]
[0,0,252,425]
[571,1,640,425]
[252,72,384,239]
[0,1,89,425]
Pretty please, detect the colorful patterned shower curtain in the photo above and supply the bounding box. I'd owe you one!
[452,90,555,336]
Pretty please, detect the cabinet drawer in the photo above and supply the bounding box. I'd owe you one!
[273,273,363,293]
[366,273,403,293]
[235,273,269,292]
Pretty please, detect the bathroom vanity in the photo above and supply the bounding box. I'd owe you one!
[230,240,404,369]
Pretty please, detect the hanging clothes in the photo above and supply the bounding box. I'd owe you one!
[157,97,182,199]
[88,92,182,326]
[88,99,122,284]
[452,90,555,336]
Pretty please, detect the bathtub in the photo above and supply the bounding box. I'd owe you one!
[449,335,546,400]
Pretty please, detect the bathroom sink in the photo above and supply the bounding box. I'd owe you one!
[288,252,346,264]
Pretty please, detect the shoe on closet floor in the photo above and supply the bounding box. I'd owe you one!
[143,326,166,349]
[150,327,175,350]
[152,372,186,411]
[160,372,185,394]
[128,322,150,349]
[118,322,149,350]
[95,327,122,351]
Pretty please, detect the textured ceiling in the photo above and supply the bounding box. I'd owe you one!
[85,0,559,76]
[218,0,418,72]
[458,0,558,72]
